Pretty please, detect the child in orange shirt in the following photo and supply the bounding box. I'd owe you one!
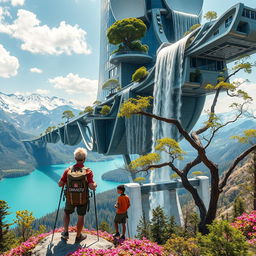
[113,185,130,239]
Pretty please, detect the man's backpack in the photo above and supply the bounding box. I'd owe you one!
[66,166,89,206]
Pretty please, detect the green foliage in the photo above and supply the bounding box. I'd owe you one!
[45,126,56,134]
[233,196,245,220]
[204,11,217,21]
[150,206,168,244]
[192,171,204,176]
[132,66,149,82]
[107,18,148,54]
[100,105,111,115]
[155,138,186,160]
[164,235,201,256]
[107,18,147,46]
[129,153,160,170]
[184,24,201,36]
[93,100,102,105]
[84,106,94,115]
[118,96,153,118]
[133,177,146,183]
[14,210,35,242]
[62,110,75,121]
[231,129,256,144]
[99,221,111,233]
[102,79,120,90]
[136,212,151,239]
[0,200,16,253]
[198,220,248,256]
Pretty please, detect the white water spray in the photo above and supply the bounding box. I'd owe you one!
[172,11,199,41]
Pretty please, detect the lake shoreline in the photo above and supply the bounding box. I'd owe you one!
[0,156,123,180]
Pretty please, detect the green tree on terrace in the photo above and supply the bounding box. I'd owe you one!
[107,18,148,54]
[204,11,218,21]
[119,57,256,234]
[62,110,75,122]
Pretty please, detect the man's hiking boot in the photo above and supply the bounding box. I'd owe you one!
[75,234,87,243]
[113,232,120,238]
[61,231,69,240]
[120,235,125,240]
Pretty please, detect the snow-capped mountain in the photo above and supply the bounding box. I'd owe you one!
[0,92,83,134]
[0,92,80,115]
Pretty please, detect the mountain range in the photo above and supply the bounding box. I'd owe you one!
[0,92,113,177]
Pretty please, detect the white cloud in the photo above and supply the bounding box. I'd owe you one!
[0,9,91,55]
[30,67,43,73]
[204,78,256,114]
[36,89,49,95]
[0,7,11,21]
[0,44,19,78]
[49,73,98,105]
[0,0,25,6]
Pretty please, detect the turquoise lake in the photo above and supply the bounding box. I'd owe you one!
[0,158,124,222]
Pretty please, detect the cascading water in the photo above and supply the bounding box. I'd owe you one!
[172,10,200,41]
[149,34,190,216]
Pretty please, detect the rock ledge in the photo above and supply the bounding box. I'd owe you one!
[31,232,114,256]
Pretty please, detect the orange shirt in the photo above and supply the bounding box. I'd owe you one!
[116,194,130,214]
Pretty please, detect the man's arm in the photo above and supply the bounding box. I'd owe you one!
[58,180,65,187]
[87,169,97,190]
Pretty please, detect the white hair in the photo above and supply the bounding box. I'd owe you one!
[74,147,87,161]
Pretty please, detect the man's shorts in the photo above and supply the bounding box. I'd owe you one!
[64,201,87,216]
[114,212,128,224]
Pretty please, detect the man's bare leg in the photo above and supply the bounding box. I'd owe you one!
[76,215,84,237]
[63,212,70,233]
[121,223,126,236]
[115,223,119,233]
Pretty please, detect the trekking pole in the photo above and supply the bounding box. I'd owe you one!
[49,186,64,246]
[93,190,99,242]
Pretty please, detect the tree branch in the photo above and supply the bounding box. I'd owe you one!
[219,144,256,190]
[133,162,171,174]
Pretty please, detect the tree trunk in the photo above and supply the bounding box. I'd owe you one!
[253,151,256,210]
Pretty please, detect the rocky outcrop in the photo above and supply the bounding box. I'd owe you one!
[32,233,114,256]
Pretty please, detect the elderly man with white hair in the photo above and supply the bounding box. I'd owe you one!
[58,147,97,243]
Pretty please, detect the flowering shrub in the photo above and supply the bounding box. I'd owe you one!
[69,238,164,256]
[2,233,50,256]
[232,211,256,245]
[2,227,164,256]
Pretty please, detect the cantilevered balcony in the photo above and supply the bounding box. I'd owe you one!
[109,51,153,65]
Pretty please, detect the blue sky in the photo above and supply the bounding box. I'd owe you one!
[0,0,255,108]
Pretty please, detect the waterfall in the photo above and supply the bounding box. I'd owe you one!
[124,89,152,156]
[149,35,189,215]
[172,11,200,41]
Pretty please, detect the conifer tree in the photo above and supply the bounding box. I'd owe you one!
[136,211,151,239]
[0,200,15,253]
[233,196,245,220]
[150,206,168,244]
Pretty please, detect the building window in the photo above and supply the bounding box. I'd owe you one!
[190,57,224,71]
[242,8,256,20]
[108,67,118,78]
[225,16,233,28]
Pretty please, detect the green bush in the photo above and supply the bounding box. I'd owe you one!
[102,79,119,90]
[107,18,148,54]
[132,66,149,82]
[164,235,201,256]
[84,106,94,115]
[100,105,111,115]
[107,18,147,46]
[198,220,248,256]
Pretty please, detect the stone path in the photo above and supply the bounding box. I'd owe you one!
[31,232,114,256]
